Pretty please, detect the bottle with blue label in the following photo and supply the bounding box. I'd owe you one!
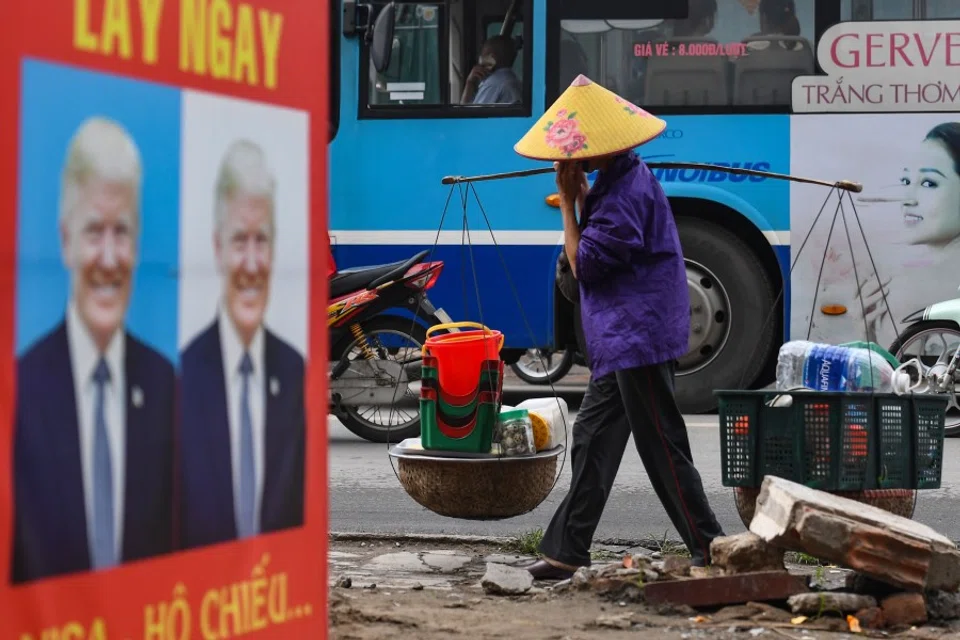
[776,340,904,393]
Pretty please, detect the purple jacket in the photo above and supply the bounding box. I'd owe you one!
[576,152,690,377]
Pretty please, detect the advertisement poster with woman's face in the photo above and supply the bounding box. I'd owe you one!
[790,114,960,349]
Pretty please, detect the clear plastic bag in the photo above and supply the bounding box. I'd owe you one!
[516,397,568,451]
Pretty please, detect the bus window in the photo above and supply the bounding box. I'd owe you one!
[927,0,960,17]
[549,0,816,110]
[361,0,532,117]
[367,3,445,106]
[841,0,960,19]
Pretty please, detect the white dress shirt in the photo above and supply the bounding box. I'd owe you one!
[66,301,126,561]
[218,304,266,534]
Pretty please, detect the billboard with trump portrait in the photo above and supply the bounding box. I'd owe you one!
[0,0,329,637]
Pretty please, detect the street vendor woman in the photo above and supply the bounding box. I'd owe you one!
[515,75,726,580]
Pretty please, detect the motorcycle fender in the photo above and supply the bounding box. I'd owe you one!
[921,298,960,325]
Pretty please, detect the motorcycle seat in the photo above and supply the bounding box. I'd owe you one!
[329,259,410,299]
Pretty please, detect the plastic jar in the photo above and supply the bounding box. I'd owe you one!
[495,409,536,457]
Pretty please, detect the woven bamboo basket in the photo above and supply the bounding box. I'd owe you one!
[392,448,562,520]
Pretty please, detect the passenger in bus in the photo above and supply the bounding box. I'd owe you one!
[460,34,522,105]
[178,140,305,551]
[11,117,176,584]
[746,0,805,51]
[514,76,725,581]
[671,0,717,38]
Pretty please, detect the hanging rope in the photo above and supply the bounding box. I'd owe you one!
[738,184,900,390]
[383,178,573,506]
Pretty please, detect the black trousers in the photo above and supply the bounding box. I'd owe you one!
[539,362,725,567]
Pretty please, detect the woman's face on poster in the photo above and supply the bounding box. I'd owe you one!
[900,138,960,247]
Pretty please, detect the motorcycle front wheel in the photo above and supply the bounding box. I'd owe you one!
[889,320,960,437]
[330,315,428,443]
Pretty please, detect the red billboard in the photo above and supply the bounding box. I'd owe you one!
[0,0,329,636]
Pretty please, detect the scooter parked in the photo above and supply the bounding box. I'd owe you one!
[328,250,454,443]
[889,288,960,436]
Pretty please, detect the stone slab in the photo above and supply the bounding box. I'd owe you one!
[750,476,960,591]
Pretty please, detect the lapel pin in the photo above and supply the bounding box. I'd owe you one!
[270,377,280,397]
[132,386,144,409]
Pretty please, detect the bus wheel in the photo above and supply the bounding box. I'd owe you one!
[674,218,778,414]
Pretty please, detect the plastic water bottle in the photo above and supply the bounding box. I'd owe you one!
[776,340,901,393]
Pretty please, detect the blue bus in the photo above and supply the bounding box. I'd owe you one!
[329,0,960,422]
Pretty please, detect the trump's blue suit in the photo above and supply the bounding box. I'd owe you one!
[177,319,305,550]
[11,320,176,584]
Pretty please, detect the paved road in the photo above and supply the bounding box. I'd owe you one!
[328,398,960,542]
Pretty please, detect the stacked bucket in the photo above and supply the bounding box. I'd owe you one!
[420,323,504,453]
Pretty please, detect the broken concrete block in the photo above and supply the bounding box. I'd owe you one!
[881,592,928,628]
[750,476,960,592]
[571,566,596,589]
[787,592,877,615]
[480,563,533,596]
[550,578,572,592]
[710,532,784,574]
[854,606,885,630]
[662,555,692,578]
[595,562,622,578]
[621,554,653,571]
[590,577,644,603]
[594,613,634,630]
[689,565,724,579]
[643,571,808,608]
[926,590,960,621]
[711,602,791,623]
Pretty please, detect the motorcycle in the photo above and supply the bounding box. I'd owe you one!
[888,287,960,436]
[328,249,453,443]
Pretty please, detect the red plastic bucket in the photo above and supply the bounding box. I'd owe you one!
[424,323,504,397]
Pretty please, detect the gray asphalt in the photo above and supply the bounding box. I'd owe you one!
[329,400,960,542]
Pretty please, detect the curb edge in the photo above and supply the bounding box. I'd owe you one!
[329,531,651,548]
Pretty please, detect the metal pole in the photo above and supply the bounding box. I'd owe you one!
[441,162,863,193]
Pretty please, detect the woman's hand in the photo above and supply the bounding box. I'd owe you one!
[554,161,587,211]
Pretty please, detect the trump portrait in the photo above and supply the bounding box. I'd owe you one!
[178,139,306,550]
[11,116,177,584]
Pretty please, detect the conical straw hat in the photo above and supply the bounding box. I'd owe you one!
[514,75,667,161]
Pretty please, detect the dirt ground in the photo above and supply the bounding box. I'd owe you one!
[326,538,960,639]
[329,587,960,639]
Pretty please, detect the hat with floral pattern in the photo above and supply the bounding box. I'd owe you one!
[514,75,667,161]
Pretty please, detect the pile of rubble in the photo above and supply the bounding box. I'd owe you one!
[480,476,960,635]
